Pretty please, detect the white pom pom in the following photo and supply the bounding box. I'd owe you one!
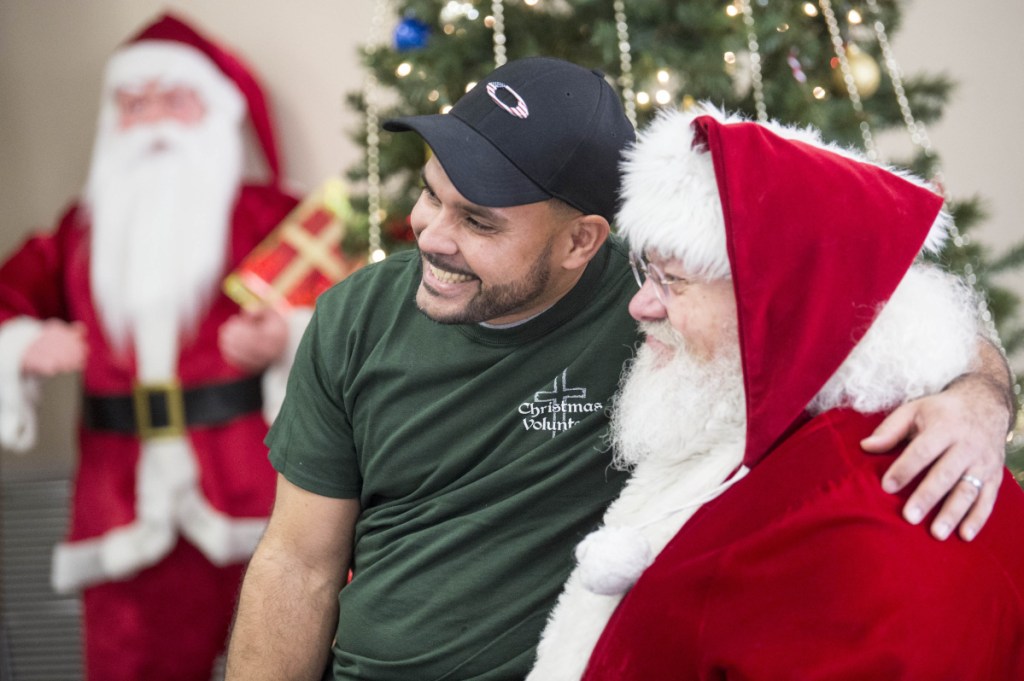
[574,526,654,596]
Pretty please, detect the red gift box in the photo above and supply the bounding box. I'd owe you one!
[224,178,364,311]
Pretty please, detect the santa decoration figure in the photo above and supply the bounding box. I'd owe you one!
[0,14,304,680]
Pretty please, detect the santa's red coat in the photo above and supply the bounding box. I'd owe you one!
[583,409,1024,680]
[0,184,297,570]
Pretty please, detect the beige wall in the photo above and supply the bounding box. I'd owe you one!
[1,0,1021,475]
[877,0,1024,307]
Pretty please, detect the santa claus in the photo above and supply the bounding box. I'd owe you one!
[528,106,1024,679]
[0,14,304,680]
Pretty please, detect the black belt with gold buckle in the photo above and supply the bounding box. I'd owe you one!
[82,374,263,440]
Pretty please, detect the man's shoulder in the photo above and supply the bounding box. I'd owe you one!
[771,409,891,476]
[688,411,902,551]
[600,234,637,299]
[716,411,1024,593]
[757,409,1024,567]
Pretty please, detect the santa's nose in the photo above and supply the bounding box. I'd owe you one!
[628,279,667,322]
[116,83,206,130]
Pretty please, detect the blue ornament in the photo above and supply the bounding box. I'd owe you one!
[393,17,431,52]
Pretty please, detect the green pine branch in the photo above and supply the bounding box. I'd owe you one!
[342,0,1024,464]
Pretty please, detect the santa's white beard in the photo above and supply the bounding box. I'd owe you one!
[85,115,242,377]
[609,320,747,471]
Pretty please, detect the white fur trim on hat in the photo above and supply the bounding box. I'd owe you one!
[616,104,951,276]
[617,105,739,279]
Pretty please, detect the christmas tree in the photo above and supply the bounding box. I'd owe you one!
[343,0,1023,470]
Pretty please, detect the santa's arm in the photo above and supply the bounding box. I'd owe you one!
[0,206,82,325]
[0,316,86,452]
[0,317,45,451]
[0,219,78,451]
[863,338,1014,542]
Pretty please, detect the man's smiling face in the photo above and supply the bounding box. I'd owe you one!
[411,156,580,325]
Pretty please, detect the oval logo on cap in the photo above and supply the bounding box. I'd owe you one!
[486,82,529,119]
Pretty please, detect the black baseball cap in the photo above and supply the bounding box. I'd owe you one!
[383,57,636,221]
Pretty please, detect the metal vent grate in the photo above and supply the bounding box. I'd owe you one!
[1,477,82,680]
[0,478,228,681]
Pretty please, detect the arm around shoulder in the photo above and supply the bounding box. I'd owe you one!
[864,337,1015,541]
[226,474,359,681]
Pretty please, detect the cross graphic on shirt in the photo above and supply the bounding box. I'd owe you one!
[533,369,587,406]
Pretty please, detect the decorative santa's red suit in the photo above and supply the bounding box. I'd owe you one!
[0,14,299,681]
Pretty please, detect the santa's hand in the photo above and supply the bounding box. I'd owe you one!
[862,376,1009,542]
[218,307,288,373]
[21,320,88,377]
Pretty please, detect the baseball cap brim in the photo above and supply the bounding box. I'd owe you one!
[384,113,552,209]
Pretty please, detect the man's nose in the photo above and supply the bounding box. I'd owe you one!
[414,210,459,256]
[628,279,667,322]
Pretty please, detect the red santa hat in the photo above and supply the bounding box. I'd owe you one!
[617,105,949,469]
[103,12,282,184]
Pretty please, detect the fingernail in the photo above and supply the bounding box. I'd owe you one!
[904,505,923,524]
[882,478,899,494]
[932,521,951,540]
[961,526,976,542]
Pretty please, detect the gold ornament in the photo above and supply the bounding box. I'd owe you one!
[831,43,881,98]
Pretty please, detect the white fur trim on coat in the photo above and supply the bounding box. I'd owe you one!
[526,439,745,681]
[0,317,44,452]
[52,435,268,593]
[261,306,313,425]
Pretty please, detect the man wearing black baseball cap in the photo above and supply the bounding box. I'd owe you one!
[227,57,1014,681]
[384,57,634,222]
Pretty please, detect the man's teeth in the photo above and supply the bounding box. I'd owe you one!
[430,263,473,284]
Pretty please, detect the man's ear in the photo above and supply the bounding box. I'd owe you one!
[561,214,611,270]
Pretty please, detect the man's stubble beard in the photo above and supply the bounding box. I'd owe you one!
[416,237,555,325]
[608,319,747,471]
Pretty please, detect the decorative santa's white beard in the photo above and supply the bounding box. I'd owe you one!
[609,320,747,471]
[85,115,243,360]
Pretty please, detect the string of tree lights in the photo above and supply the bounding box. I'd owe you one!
[344,0,1024,467]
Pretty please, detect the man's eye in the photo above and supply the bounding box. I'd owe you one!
[464,216,495,233]
[420,187,439,204]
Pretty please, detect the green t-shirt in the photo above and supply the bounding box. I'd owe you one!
[268,238,640,680]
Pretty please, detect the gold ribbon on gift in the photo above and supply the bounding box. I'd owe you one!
[224,177,362,310]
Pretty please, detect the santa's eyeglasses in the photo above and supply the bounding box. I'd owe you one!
[628,251,689,305]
